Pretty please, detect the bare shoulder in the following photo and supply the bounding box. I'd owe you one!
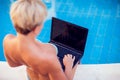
[3,34,15,47]
[43,43,58,65]
[43,43,61,70]
[4,34,15,39]
[44,43,57,55]
[3,34,15,42]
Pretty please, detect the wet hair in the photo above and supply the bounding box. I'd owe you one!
[10,0,47,35]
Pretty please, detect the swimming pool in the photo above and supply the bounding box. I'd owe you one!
[0,0,120,64]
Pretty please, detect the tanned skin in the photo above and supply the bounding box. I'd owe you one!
[3,25,78,80]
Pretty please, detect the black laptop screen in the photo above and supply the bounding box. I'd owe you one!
[51,17,88,52]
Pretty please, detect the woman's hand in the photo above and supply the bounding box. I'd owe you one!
[63,54,79,80]
[63,54,75,69]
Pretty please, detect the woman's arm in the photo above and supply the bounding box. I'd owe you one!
[47,54,78,80]
[47,55,69,80]
[63,54,78,80]
[3,34,22,67]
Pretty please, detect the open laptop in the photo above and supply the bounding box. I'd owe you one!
[49,17,88,70]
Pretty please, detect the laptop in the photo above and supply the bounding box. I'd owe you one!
[49,17,88,70]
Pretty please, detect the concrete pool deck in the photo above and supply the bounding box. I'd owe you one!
[0,61,120,80]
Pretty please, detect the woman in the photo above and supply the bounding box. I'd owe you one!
[3,0,78,80]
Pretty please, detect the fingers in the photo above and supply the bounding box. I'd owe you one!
[63,54,75,67]
[73,56,75,61]
[63,54,78,77]
[66,54,72,57]
[64,54,75,63]
[65,54,74,58]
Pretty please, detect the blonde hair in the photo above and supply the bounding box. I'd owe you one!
[10,0,47,35]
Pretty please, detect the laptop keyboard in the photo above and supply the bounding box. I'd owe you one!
[54,43,83,70]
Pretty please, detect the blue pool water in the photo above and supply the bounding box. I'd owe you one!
[0,0,120,64]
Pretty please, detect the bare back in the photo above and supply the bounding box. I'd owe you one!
[3,34,62,80]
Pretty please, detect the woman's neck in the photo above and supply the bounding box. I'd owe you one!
[16,32,37,42]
